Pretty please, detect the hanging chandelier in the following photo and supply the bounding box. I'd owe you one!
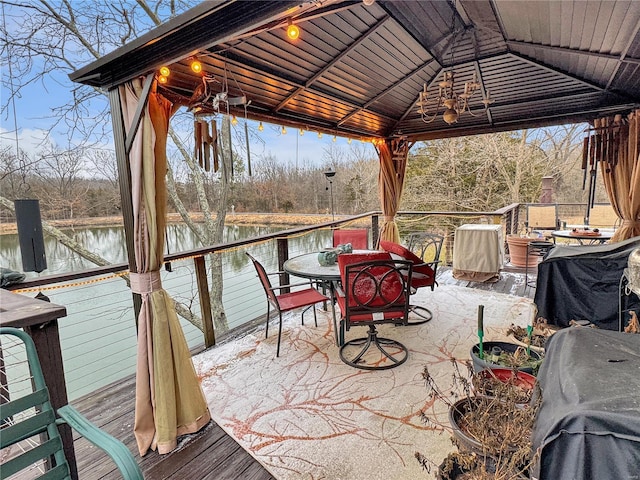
[417,71,492,125]
[416,1,493,125]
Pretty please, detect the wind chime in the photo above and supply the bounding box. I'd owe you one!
[581,115,627,224]
[188,63,253,177]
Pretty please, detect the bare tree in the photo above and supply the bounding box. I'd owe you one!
[1,0,234,333]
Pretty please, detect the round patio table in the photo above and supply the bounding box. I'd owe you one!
[551,229,614,245]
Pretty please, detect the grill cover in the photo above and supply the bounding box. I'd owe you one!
[532,327,640,479]
[534,236,640,330]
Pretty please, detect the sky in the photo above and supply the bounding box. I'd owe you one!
[0,1,375,175]
[0,76,373,174]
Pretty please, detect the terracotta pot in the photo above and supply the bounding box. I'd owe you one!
[506,235,539,267]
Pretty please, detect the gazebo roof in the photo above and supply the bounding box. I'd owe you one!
[70,0,640,141]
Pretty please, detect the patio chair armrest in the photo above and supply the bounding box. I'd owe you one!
[56,405,143,480]
[269,281,319,292]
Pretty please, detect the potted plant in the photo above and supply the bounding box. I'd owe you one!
[416,361,539,480]
[472,367,536,405]
[470,341,542,375]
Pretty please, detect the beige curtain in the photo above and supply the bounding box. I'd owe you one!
[600,110,640,242]
[121,78,211,456]
[378,139,409,245]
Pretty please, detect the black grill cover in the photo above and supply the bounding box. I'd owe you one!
[532,327,640,480]
[534,236,640,330]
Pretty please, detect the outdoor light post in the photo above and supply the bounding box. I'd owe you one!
[324,168,336,221]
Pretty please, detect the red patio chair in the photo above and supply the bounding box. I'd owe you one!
[334,252,412,370]
[380,234,443,325]
[247,253,330,357]
[332,228,369,250]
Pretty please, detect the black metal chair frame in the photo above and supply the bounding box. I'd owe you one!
[524,240,555,290]
[395,232,444,324]
[334,259,413,370]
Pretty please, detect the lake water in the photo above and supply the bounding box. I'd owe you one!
[0,223,332,399]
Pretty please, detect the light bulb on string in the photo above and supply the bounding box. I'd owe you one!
[317,132,323,139]
[159,66,170,77]
[332,135,337,142]
[347,138,352,144]
[231,115,238,126]
[299,128,304,136]
[281,126,287,134]
[286,19,300,40]
[190,59,202,74]
[158,75,168,84]
[258,122,264,132]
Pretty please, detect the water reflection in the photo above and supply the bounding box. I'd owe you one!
[0,224,332,277]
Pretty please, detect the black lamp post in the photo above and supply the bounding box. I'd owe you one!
[324,168,336,221]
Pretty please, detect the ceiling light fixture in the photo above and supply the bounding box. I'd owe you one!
[416,1,493,125]
[286,19,300,40]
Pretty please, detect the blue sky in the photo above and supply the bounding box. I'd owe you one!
[0,49,374,173]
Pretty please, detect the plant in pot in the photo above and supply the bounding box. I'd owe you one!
[415,360,540,480]
[470,341,542,375]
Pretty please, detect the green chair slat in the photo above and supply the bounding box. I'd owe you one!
[37,463,71,480]
[0,387,50,420]
[0,435,66,478]
[0,408,57,447]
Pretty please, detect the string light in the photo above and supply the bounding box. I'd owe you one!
[299,128,304,136]
[231,115,238,126]
[317,132,323,139]
[158,66,170,84]
[281,125,287,134]
[258,122,264,132]
[347,138,352,144]
[332,135,337,142]
[190,59,202,73]
[286,19,300,40]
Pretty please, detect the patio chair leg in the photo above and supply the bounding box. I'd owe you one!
[406,305,433,325]
[339,325,408,370]
[265,303,271,338]
[277,312,283,357]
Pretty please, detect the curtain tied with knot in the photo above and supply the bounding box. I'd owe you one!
[377,138,409,245]
[121,77,210,457]
[599,110,640,242]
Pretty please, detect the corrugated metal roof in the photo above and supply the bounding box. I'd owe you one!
[70,0,640,141]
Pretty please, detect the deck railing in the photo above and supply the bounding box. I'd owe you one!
[5,206,522,400]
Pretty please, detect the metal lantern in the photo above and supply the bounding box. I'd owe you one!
[627,247,640,296]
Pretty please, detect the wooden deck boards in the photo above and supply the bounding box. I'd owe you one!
[70,269,535,479]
